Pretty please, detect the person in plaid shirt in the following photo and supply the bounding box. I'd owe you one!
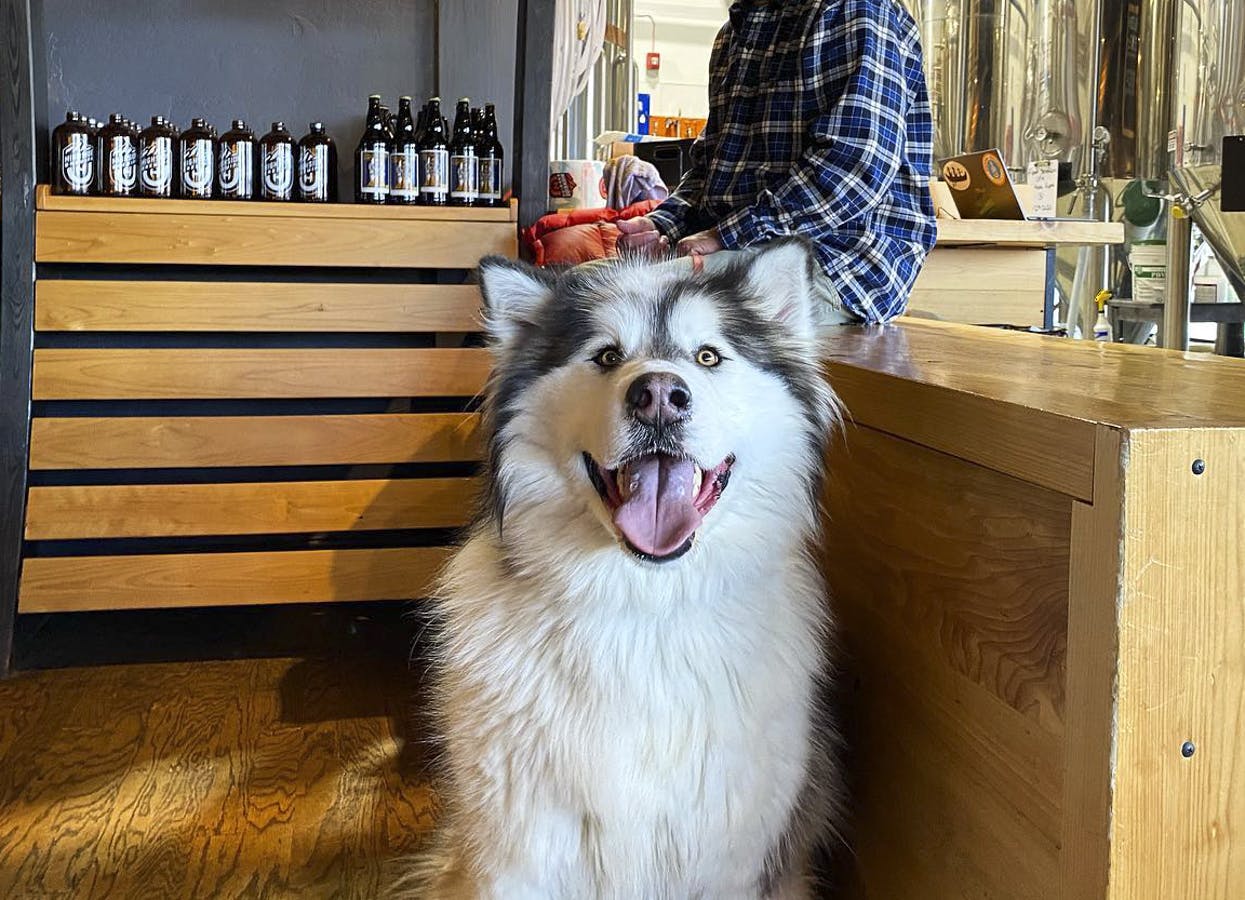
[617,0,936,325]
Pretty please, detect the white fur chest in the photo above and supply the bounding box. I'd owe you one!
[435,539,826,899]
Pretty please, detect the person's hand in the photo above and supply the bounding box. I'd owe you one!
[616,216,670,258]
[676,227,724,258]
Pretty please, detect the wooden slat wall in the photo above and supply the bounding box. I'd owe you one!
[32,348,492,400]
[36,210,517,268]
[20,194,501,613]
[29,413,481,469]
[18,547,452,613]
[36,281,484,332]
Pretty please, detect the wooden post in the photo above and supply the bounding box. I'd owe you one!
[0,0,39,675]
[512,0,554,240]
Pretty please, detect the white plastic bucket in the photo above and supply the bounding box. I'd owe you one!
[1129,241,1167,304]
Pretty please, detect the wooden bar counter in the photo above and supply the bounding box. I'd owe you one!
[820,319,1245,899]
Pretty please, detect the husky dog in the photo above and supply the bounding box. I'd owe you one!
[407,240,843,899]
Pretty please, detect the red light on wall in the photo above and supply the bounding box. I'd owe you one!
[646,52,661,72]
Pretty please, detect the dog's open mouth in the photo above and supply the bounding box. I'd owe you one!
[583,451,735,563]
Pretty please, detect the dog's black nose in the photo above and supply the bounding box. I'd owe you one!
[626,372,692,425]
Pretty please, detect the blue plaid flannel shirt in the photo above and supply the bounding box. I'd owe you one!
[647,0,937,324]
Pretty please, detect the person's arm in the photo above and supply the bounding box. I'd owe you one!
[645,23,731,243]
[715,1,911,249]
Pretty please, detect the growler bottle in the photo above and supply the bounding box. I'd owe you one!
[355,95,390,203]
[179,118,216,199]
[217,120,256,200]
[137,115,175,198]
[98,113,138,197]
[448,99,478,207]
[418,97,449,206]
[388,97,419,205]
[51,111,95,196]
[298,122,337,203]
[476,103,505,207]
[259,121,296,202]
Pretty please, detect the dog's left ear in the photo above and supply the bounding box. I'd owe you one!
[477,256,557,348]
[742,239,819,338]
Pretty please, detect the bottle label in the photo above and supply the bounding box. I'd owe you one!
[219,142,253,196]
[420,148,449,197]
[478,157,501,201]
[109,137,137,191]
[140,138,172,194]
[451,152,479,200]
[299,145,330,199]
[183,139,214,196]
[359,148,389,196]
[390,148,419,199]
[263,145,293,196]
[60,133,94,192]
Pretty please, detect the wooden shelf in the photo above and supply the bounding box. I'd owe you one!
[35,184,516,222]
[936,217,1124,247]
[35,184,518,268]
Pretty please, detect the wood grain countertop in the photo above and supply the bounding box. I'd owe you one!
[821,319,1245,502]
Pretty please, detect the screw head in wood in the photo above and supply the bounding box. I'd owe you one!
[1192,459,1206,475]
[1181,741,1196,758]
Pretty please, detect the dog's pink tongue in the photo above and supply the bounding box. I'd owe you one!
[614,455,702,557]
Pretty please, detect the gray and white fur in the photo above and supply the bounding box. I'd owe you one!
[400,240,844,899]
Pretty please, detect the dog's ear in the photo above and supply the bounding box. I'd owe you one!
[477,256,556,347]
[741,239,819,338]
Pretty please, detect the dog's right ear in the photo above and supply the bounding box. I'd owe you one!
[477,256,556,348]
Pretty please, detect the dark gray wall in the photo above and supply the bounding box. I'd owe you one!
[438,0,518,196]
[42,0,438,199]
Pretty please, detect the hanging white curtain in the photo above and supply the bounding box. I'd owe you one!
[551,0,607,142]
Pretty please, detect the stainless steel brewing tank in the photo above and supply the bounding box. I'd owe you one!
[1170,0,1245,298]
[902,0,1099,173]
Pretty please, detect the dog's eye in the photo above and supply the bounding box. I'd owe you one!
[696,347,721,368]
[592,347,624,368]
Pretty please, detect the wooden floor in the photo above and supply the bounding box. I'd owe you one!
[0,653,438,899]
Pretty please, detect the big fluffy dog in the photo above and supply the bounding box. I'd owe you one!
[406,240,843,899]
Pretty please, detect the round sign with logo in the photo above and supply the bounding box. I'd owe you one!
[982,152,1008,186]
[942,160,971,190]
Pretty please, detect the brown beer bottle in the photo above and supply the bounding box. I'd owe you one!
[389,97,419,205]
[51,111,95,196]
[355,94,391,204]
[138,116,175,198]
[218,120,257,200]
[476,103,505,208]
[259,121,296,202]
[99,113,138,197]
[418,97,449,206]
[179,118,216,199]
[448,99,478,207]
[298,122,337,203]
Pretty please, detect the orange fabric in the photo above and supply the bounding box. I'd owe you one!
[524,200,661,267]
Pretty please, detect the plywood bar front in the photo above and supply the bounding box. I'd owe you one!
[820,319,1245,899]
[910,219,1123,328]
